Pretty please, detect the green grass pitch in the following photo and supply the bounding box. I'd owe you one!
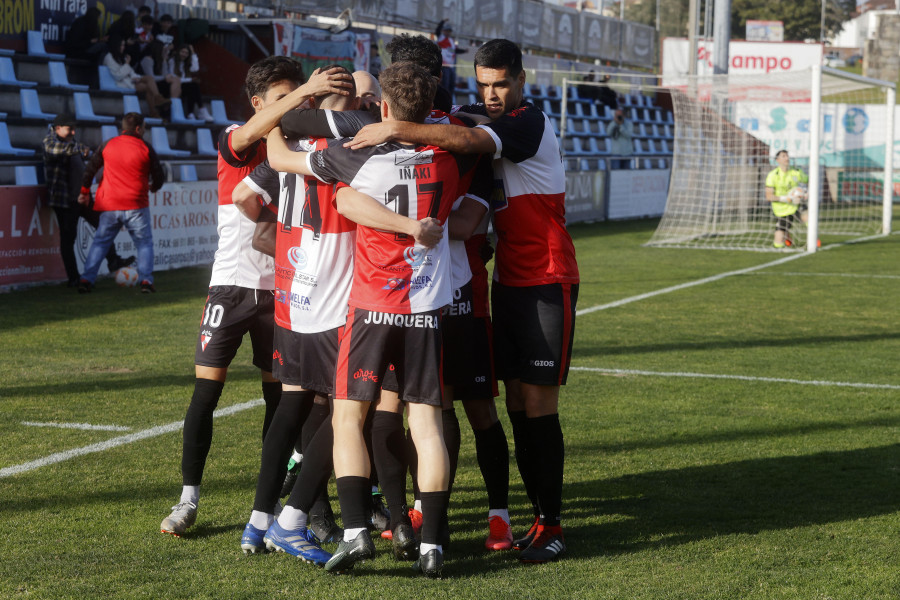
[1,219,898,599]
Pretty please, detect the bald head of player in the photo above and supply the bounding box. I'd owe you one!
[353,70,381,111]
[378,62,436,124]
[473,38,526,121]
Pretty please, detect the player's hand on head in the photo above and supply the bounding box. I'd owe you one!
[413,217,443,248]
[306,67,353,97]
[343,122,396,150]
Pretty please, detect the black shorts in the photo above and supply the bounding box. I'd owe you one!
[194,285,275,372]
[334,307,443,406]
[491,282,578,386]
[442,283,497,400]
[272,325,342,395]
[776,205,806,232]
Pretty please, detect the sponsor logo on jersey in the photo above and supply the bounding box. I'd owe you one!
[530,359,556,367]
[383,275,433,291]
[288,246,308,270]
[353,368,379,382]
[394,150,434,166]
[383,278,409,291]
[275,287,312,310]
[201,333,213,351]
[403,246,427,267]
[442,299,472,316]
[362,311,439,329]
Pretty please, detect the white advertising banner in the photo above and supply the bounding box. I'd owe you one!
[662,38,824,84]
[607,169,671,220]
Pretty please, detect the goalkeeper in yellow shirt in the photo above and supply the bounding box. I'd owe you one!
[765,150,809,248]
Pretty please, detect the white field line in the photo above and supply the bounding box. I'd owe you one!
[21,421,132,432]
[570,366,900,391]
[576,232,893,317]
[748,272,900,280]
[0,399,264,479]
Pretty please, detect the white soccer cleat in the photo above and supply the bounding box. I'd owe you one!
[161,501,198,536]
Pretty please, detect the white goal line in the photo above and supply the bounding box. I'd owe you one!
[0,399,264,479]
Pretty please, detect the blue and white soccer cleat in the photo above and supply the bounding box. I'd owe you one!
[240,522,269,555]
[264,521,332,566]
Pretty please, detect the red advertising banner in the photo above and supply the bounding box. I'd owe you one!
[0,185,67,287]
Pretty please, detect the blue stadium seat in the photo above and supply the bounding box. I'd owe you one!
[209,99,237,126]
[0,57,37,87]
[27,31,65,59]
[48,61,89,91]
[73,92,115,123]
[98,65,131,93]
[151,127,190,157]
[101,125,119,142]
[0,48,14,56]
[180,164,198,182]
[15,165,39,185]
[169,98,203,125]
[0,123,35,156]
[20,89,55,120]
[196,128,217,156]
[121,94,162,125]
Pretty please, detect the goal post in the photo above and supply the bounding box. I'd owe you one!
[639,67,897,252]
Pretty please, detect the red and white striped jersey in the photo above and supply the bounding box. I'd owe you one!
[212,125,275,290]
[242,138,356,334]
[475,102,580,287]
[306,139,489,315]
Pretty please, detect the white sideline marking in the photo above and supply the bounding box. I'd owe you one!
[570,366,900,391]
[0,399,264,479]
[21,421,132,432]
[576,253,805,316]
[749,271,900,281]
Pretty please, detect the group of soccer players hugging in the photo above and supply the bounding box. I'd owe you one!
[159,33,579,579]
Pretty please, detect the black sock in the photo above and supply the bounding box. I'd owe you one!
[302,400,333,516]
[335,475,371,531]
[302,401,330,452]
[288,414,334,514]
[252,390,314,513]
[419,490,449,546]
[526,413,564,527]
[442,408,461,493]
[261,380,282,441]
[508,409,540,518]
[371,411,409,529]
[473,420,510,510]
[181,378,225,486]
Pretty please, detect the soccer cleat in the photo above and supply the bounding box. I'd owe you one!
[412,548,443,579]
[485,515,514,551]
[408,508,423,536]
[140,280,156,294]
[77,279,92,294]
[240,522,268,554]
[391,522,419,561]
[512,516,541,551]
[324,530,376,573]
[160,501,197,536]
[263,522,331,566]
[368,491,390,532]
[519,527,566,563]
[309,511,343,544]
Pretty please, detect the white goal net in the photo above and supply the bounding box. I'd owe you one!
[646,68,896,252]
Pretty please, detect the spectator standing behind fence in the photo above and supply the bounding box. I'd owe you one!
[607,108,633,169]
[579,71,618,112]
[166,44,213,121]
[434,19,466,93]
[105,35,169,118]
[64,7,106,64]
[76,113,165,294]
[43,114,133,287]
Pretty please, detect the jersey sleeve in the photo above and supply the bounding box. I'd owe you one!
[765,169,777,188]
[242,159,280,206]
[462,155,493,209]
[307,138,379,185]
[218,125,262,168]
[281,108,378,139]
[476,104,545,163]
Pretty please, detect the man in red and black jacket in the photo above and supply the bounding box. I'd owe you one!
[77,112,165,293]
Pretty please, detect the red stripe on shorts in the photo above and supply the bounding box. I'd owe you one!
[334,307,355,399]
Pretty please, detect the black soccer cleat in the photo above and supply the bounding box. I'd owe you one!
[323,530,375,574]
[368,491,390,532]
[512,516,541,551]
[412,548,443,579]
[391,522,419,561]
[519,529,566,564]
[309,511,343,544]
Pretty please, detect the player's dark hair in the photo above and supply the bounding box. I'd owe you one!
[122,112,144,132]
[474,38,523,78]
[775,150,789,159]
[385,34,442,78]
[379,62,436,123]
[244,56,305,102]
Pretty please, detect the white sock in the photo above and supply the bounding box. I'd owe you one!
[180,485,199,505]
[249,510,274,530]
[277,505,308,530]
[488,508,510,523]
[291,450,303,463]
[420,542,442,555]
[413,499,422,512]
[343,527,367,542]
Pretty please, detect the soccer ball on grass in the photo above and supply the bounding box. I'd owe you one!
[115,266,139,287]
